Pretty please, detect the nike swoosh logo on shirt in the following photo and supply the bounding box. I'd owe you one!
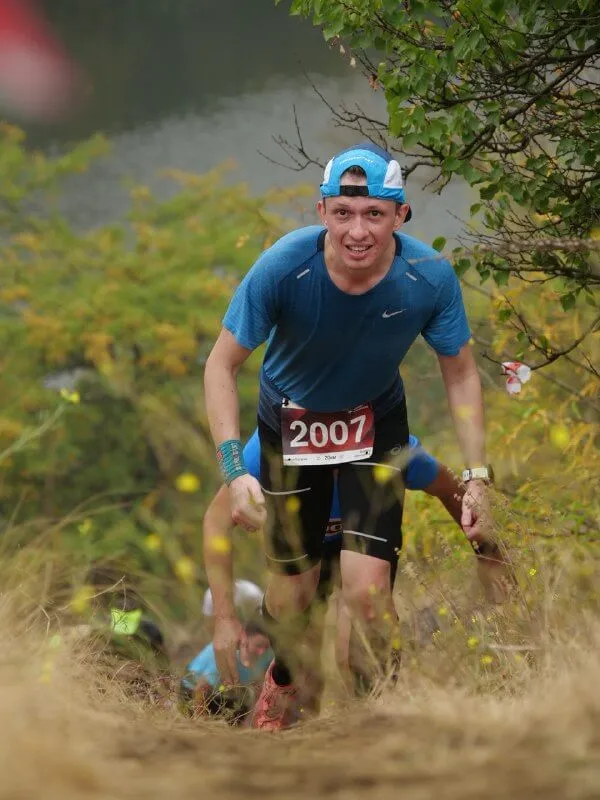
[382,309,406,318]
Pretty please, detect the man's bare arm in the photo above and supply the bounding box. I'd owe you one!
[437,343,491,543]
[203,485,248,684]
[204,329,266,531]
[204,328,253,446]
[437,343,486,467]
[204,485,236,619]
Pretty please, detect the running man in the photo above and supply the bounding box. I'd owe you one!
[207,432,453,675]
[205,429,510,705]
[204,141,498,730]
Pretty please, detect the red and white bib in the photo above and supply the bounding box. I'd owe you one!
[281,401,374,466]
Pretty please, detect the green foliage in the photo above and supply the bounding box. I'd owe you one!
[280,0,600,314]
[0,127,309,608]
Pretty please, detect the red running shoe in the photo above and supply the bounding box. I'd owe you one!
[251,660,297,731]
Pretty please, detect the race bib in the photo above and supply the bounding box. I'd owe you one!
[281,401,374,466]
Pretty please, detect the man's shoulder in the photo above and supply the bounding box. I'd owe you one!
[255,225,324,279]
[396,233,455,290]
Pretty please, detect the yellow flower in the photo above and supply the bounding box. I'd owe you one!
[549,424,569,449]
[373,464,394,484]
[391,638,401,650]
[60,388,80,404]
[438,606,449,617]
[40,659,54,684]
[175,472,200,493]
[467,635,479,649]
[480,654,493,666]
[529,567,537,577]
[174,556,196,584]
[77,519,92,537]
[285,496,301,514]
[236,234,249,249]
[456,404,473,421]
[209,535,231,554]
[71,585,95,614]
[144,533,162,551]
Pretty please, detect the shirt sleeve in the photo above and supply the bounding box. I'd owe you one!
[421,266,471,356]
[187,645,220,688]
[222,252,279,350]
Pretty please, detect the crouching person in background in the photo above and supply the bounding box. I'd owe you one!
[180,619,272,725]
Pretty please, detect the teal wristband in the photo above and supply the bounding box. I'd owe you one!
[216,439,248,485]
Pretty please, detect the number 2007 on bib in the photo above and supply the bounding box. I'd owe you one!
[281,403,375,466]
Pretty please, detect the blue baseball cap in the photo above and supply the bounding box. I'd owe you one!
[320,141,412,220]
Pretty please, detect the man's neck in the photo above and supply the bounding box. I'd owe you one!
[323,235,397,295]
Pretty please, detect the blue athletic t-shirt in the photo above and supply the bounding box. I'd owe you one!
[223,226,470,426]
[242,429,439,529]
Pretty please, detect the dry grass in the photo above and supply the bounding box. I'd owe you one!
[2,545,600,800]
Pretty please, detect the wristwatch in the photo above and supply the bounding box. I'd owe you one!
[462,465,495,484]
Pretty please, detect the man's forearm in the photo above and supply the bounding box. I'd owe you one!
[438,346,486,467]
[204,355,242,447]
[204,488,236,619]
[446,369,486,467]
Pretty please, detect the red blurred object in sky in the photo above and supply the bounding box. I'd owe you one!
[0,0,79,121]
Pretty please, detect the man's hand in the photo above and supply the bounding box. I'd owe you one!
[229,474,266,532]
[213,616,248,685]
[461,479,493,544]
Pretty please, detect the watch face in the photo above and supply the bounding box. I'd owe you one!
[463,466,494,483]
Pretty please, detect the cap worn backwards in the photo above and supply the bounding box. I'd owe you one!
[320,141,412,220]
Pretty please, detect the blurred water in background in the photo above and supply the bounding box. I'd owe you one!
[16,0,472,240]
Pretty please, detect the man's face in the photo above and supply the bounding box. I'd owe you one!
[317,174,409,272]
[246,633,270,665]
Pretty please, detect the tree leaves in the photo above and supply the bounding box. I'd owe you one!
[0,129,303,532]
[286,0,600,318]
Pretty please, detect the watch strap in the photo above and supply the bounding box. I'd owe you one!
[462,465,493,483]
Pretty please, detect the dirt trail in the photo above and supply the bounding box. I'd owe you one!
[2,629,600,800]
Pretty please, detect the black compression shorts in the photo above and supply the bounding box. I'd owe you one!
[258,397,409,576]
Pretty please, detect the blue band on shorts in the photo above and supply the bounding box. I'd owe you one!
[242,429,439,527]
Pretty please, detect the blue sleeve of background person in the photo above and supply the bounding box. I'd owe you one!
[186,643,220,688]
[405,433,440,490]
[329,435,440,514]
[243,429,261,479]
[222,226,324,351]
[421,263,471,356]
[327,435,440,517]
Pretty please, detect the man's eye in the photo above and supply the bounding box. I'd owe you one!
[370,210,382,217]
[335,209,348,217]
